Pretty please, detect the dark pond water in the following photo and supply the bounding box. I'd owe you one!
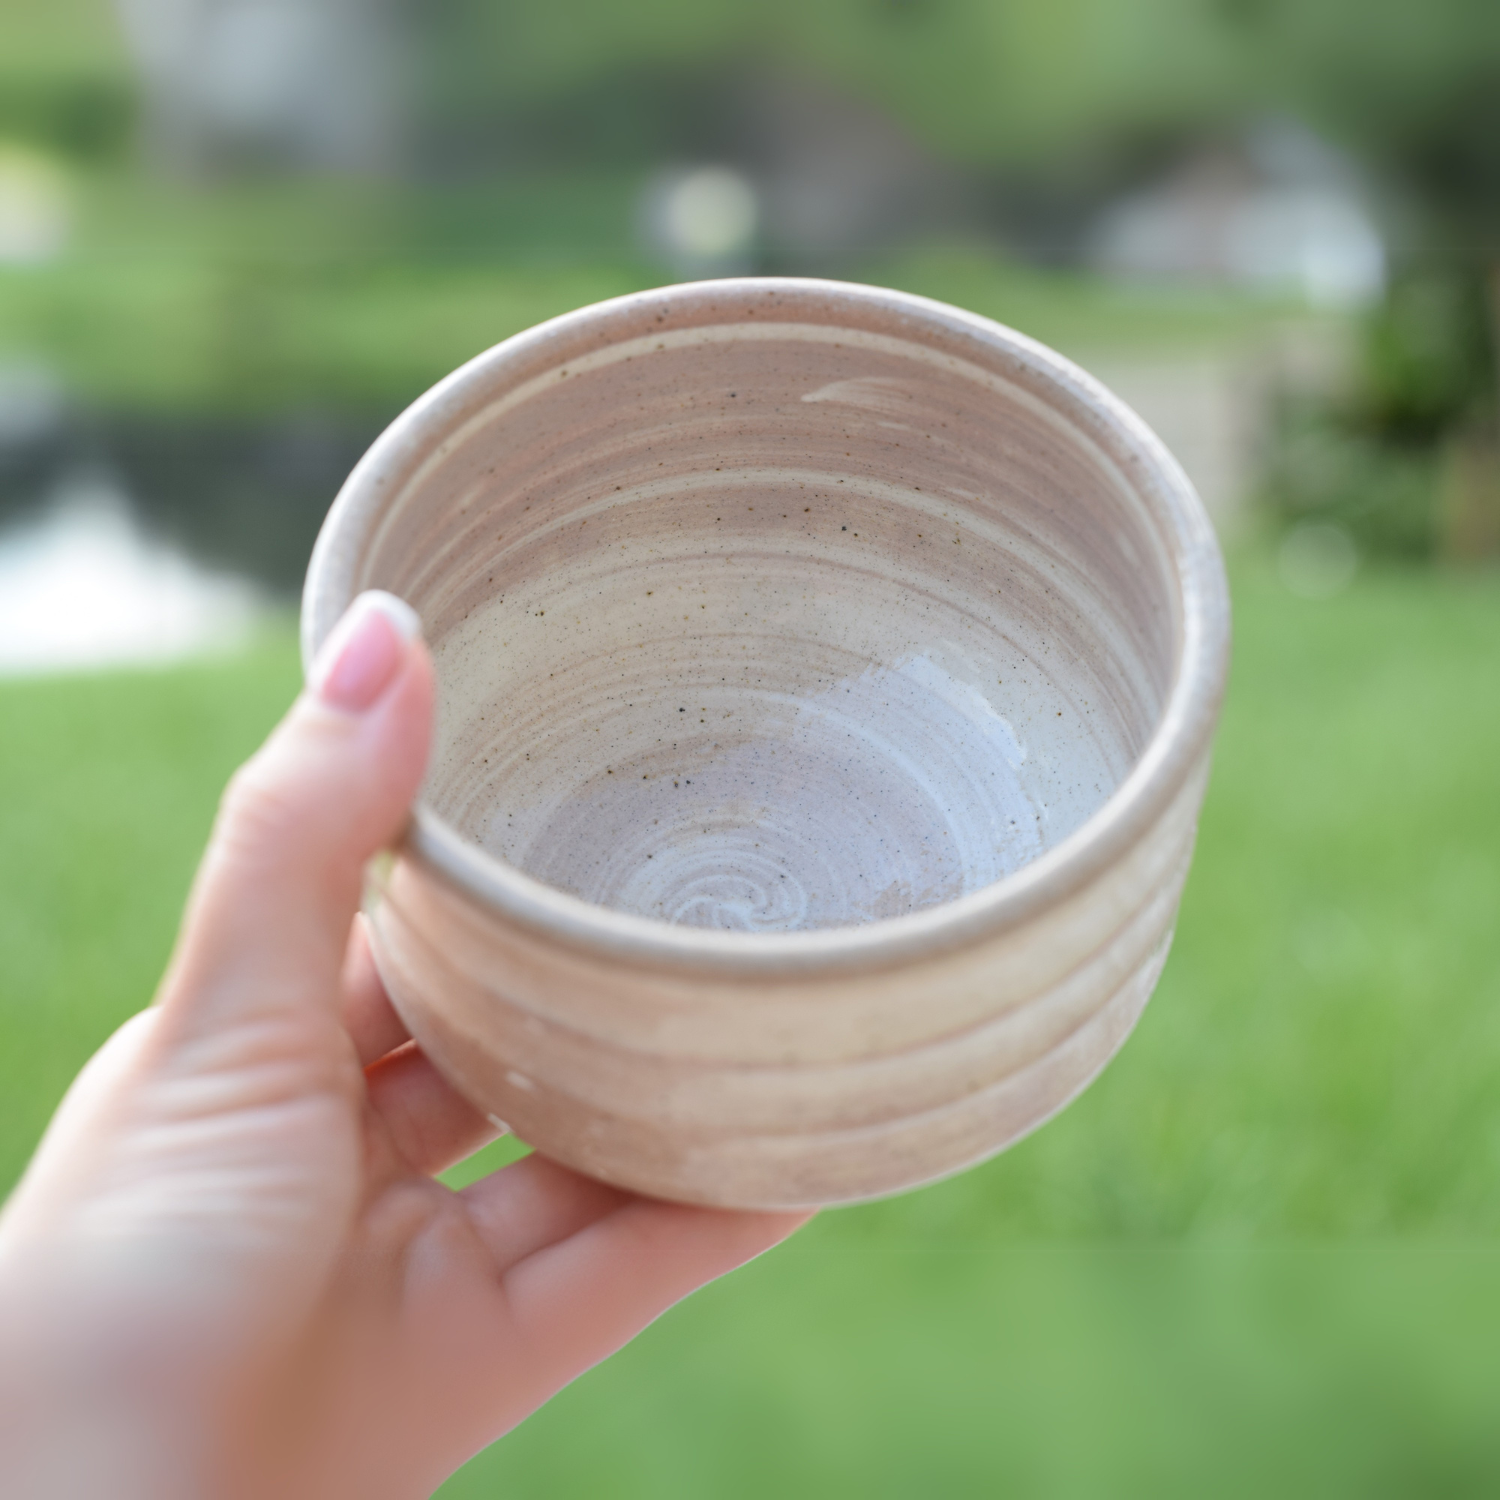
[0,400,391,596]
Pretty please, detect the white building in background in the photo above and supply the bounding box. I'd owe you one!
[1090,117,1386,308]
[112,0,407,173]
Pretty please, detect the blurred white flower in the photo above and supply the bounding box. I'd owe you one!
[639,166,760,277]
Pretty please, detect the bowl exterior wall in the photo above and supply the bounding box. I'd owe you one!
[368,751,1212,1208]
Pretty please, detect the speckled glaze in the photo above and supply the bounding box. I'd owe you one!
[302,278,1229,1209]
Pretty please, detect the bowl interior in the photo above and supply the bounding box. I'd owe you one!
[344,291,1179,933]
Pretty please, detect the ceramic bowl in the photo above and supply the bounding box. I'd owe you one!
[302,277,1229,1209]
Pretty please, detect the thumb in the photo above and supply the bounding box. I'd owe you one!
[159,590,433,1034]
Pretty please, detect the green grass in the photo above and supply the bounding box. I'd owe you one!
[0,172,1296,417]
[0,240,661,417]
[2,555,1499,1494]
[0,622,303,1187]
[0,170,661,414]
[871,244,1302,362]
[442,1243,1500,1499]
[828,549,1500,1241]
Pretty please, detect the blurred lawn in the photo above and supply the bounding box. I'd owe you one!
[2,552,1499,1494]
[0,173,1295,417]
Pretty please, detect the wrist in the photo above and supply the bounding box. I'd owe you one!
[0,1250,218,1500]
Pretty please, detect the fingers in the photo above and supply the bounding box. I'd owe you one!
[347,919,500,1175]
[341,917,410,1068]
[457,1153,810,1402]
[364,1046,499,1177]
[459,1154,631,1268]
[156,592,433,1036]
[499,1197,811,1390]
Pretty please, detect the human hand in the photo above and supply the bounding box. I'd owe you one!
[0,592,809,1499]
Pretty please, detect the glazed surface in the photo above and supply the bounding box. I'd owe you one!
[397,316,1175,931]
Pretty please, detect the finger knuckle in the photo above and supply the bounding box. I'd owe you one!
[218,757,310,860]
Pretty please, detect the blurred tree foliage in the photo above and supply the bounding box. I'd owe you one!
[5,0,1496,227]
[1259,0,1500,250]
[1261,274,1498,563]
[0,0,135,161]
[1229,0,1500,559]
[417,0,1497,183]
[8,0,1497,274]
[5,0,1499,560]
[420,0,1256,169]
[426,0,1500,550]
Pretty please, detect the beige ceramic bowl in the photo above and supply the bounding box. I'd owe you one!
[302,277,1229,1210]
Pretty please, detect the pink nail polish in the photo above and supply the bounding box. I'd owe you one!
[312,591,422,712]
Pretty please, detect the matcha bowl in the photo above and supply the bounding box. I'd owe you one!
[302,278,1229,1208]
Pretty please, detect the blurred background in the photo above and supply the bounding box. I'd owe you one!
[1,0,1497,1493]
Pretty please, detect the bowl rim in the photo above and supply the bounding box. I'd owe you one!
[303,276,1230,976]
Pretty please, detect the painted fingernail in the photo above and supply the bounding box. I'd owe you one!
[311,590,422,713]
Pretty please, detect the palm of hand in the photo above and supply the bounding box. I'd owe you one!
[0,616,804,1500]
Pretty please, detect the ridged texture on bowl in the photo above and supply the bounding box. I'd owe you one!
[305,278,1229,1208]
[371,758,1205,1206]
